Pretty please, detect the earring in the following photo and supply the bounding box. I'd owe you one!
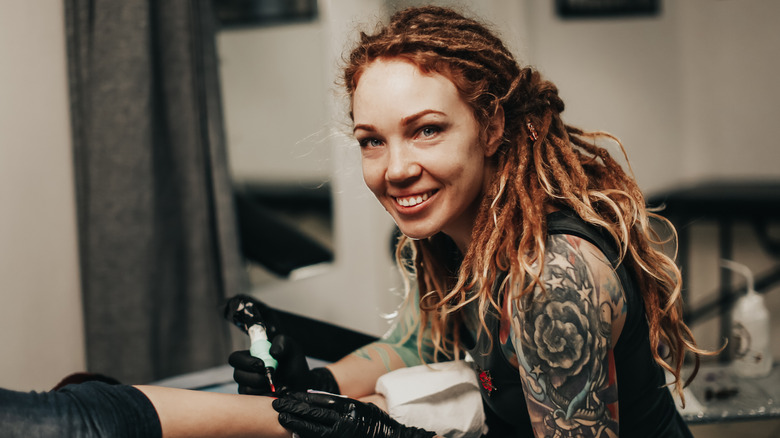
[526,120,538,142]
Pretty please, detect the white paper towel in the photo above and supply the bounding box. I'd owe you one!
[375,361,487,438]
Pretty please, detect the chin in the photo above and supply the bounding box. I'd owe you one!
[396,226,436,241]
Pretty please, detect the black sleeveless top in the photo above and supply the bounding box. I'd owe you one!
[461,210,693,437]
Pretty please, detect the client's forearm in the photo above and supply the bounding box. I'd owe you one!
[135,386,288,438]
[328,341,416,398]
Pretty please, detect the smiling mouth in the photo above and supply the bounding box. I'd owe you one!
[394,190,436,207]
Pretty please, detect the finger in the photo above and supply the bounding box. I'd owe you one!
[281,392,311,402]
[228,350,265,371]
[278,412,334,438]
[300,392,350,410]
[281,392,353,417]
[238,384,272,396]
[272,398,341,424]
[233,368,271,389]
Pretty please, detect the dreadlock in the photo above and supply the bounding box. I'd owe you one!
[342,5,709,401]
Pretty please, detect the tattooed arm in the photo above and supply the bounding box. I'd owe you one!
[328,287,433,398]
[510,234,627,437]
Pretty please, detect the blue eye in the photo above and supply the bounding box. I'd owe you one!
[419,126,440,138]
[359,138,383,148]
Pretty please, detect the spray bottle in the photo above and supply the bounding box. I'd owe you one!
[722,259,773,378]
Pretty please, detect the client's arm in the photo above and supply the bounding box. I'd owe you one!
[136,385,288,438]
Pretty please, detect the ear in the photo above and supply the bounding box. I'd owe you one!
[484,105,505,157]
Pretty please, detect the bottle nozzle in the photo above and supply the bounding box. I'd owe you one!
[720,259,755,295]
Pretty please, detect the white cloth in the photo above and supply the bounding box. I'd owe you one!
[375,361,487,438]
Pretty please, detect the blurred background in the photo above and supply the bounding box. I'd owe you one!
[1,0,779,435]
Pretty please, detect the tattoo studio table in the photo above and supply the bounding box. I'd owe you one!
[649,182,780,425]
[675,363,780,424]
[151,364,237,393]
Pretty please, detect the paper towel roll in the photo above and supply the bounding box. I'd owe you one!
[375,361,487,438]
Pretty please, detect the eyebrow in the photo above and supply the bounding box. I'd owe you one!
[353,123,376,135]
[401,109,446,126]
[353,109,446,135]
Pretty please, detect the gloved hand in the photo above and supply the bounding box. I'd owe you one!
[228,335,339,396]
[272,391,436,438]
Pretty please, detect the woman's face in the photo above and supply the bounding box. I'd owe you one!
[352,58,498,251]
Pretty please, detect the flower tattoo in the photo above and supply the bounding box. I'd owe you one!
[512,234,621,437]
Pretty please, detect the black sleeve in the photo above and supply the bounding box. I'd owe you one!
[0,381,162,438]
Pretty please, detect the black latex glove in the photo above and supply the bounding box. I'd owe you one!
[273,392,436,438]
[228,334,339,396]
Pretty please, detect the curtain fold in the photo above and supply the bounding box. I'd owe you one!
[65,0,245,383]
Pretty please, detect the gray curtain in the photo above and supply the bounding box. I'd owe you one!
[65,0,245,384]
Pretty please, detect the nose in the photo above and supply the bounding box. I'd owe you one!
[385,143,421,183]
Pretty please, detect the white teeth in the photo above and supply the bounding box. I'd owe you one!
[396,192,431,207]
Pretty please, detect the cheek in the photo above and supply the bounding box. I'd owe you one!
[439,155,479,185]
[450,155,486,197]
[361,159,384,195]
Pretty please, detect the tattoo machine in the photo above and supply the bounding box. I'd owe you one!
[224,295,279,392]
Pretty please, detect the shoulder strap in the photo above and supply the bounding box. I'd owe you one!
[545,210,641,346]
[546,210,621,268]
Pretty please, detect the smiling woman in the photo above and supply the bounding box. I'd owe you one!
[233,5,713,438]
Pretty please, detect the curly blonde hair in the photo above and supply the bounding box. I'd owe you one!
[343,6,707,399]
